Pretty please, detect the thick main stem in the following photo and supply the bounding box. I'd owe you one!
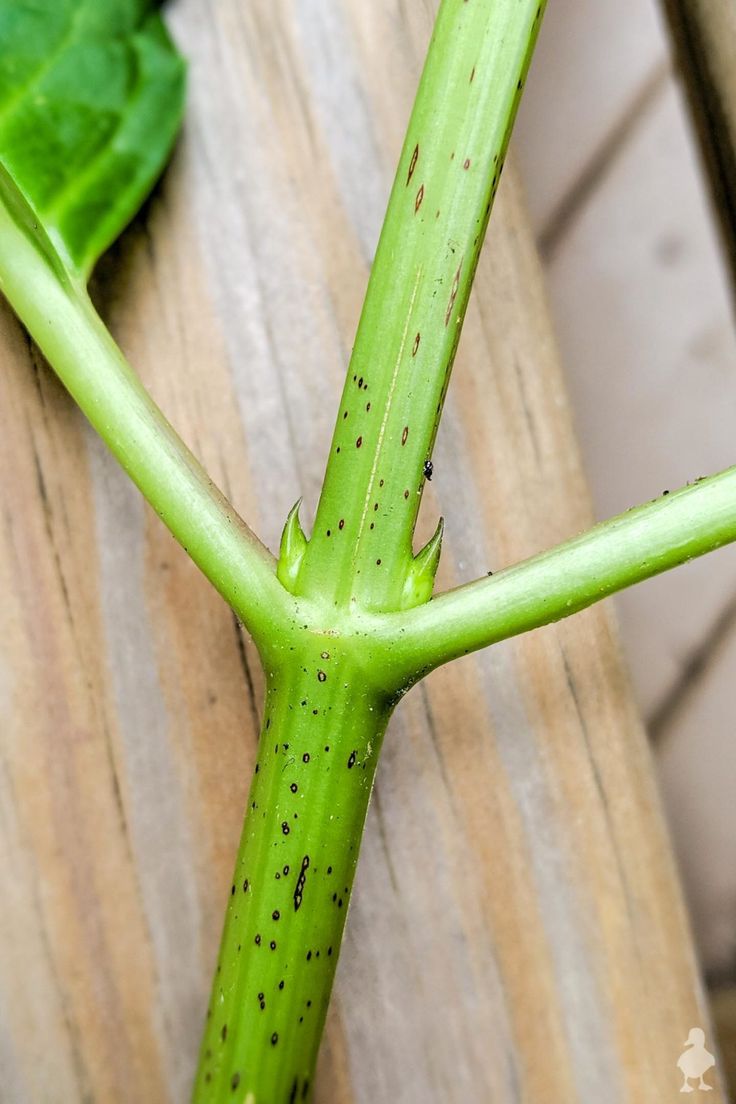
[192,643,392,1102]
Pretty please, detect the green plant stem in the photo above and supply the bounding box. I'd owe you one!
[297,0,545,612]
[190,5,548,1096]
[192,642,392,1103]
[0,176,290,651]
[371,466,736,685]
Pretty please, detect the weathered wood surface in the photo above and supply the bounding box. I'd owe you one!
[514,1,736,1082]
[514,0,736,726]
[661,0,736,292]
[0,2,722,1101]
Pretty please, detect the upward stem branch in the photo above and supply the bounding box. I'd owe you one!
[297,0,546,612]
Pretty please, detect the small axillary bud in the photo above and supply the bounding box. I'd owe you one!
[401,517,444,609]
[277,499,308,593]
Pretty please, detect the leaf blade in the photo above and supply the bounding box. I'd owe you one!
[0,0,185,280]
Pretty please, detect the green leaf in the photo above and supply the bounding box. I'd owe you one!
[0,0,185,282]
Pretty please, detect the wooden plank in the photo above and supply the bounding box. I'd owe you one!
[660,0,736,294]
[657,617,736,977]
[541,77,736,720]
[656,612,736,1085]
[0,1,723,1100]
[513,0,668,236]
[711,988,736,1095]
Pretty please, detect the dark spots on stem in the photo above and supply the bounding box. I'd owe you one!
[302,753,310,764]
[356,436,362,448]
[445,260,462,325]
[412,332,421,356]
[281,822,290,835]
[294,854,310,911]
[271,1032,279,1046]
[401,426,409,445]
[290,782,298,794]
[406,142,419,185]
[415,184,424,213]
[347,750,356,769]
[463,158,471,170]
[231,1073,240,1091]
[317,670,327,682]
[424,459,434,481]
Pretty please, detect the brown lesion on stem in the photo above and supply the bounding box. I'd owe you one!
[406,142,419,185]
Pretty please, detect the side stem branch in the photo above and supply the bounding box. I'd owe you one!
[0,183,293,650]
[371,467,736,685]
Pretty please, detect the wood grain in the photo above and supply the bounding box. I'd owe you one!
[661,0,736,295]
[0,1,722,1101]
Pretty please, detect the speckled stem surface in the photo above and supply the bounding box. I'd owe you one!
[193,1,546,1098]
[297,0,545,613]
[192,641,392,1103]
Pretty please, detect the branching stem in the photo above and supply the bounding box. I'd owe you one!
[3,2,735,1102]
[368,466,736,687]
